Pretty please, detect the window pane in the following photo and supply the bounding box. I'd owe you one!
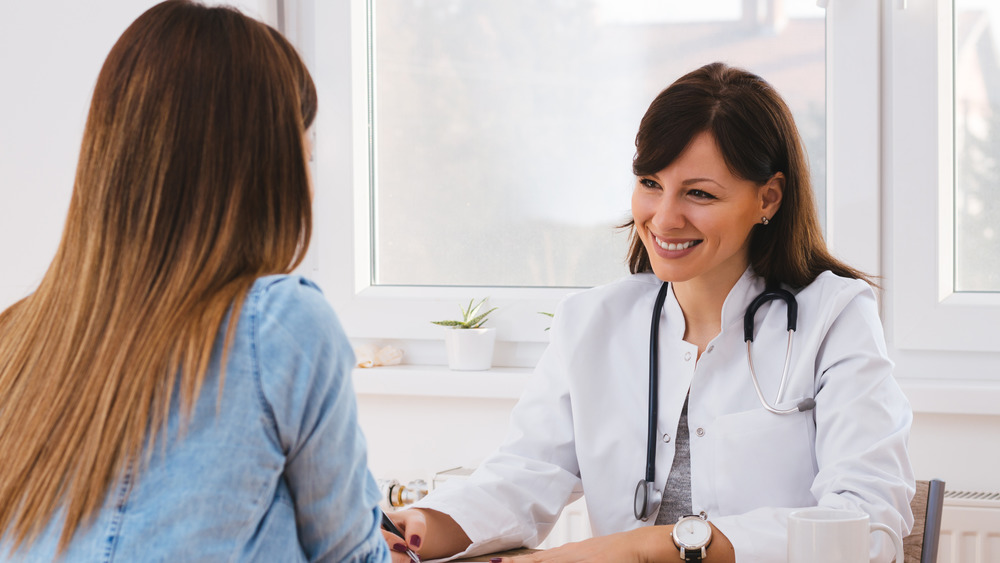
[955,0,1000,291]
[371,0,826,287]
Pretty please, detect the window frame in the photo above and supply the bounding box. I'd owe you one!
[825,0,882,278]
[880,0,1000,414]
[885,0,1000,354]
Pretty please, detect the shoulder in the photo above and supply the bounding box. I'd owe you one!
[561,272,662,310]
[252,273,327,306]
[794,271,876,307]
[555,272,663,327]
[794,270,882,331]
[248,275,346,345]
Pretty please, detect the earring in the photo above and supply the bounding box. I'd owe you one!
[761,216,770,225]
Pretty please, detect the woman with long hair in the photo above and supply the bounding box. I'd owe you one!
[0,2,388,561]
[383,63,914,563]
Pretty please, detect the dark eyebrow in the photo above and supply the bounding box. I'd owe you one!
[681,177,726,188]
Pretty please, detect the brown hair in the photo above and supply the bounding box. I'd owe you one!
[0,0,316,552]
[624,62,871,288]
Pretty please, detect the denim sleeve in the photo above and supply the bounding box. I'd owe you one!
[253,276,389,563]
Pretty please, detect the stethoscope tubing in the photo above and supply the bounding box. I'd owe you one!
[645,282,671,483]
[744,287,816,414]
[746,330,815,414]
[635,281,814,520]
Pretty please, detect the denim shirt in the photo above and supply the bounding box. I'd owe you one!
[4,275,390,563]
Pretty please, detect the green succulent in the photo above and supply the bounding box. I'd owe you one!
[432,298,497,329]
[539,311,554,331]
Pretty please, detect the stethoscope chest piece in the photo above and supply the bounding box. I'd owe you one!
[634,478,661,521]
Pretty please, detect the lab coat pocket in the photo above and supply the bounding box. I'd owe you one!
[711,407,815,514]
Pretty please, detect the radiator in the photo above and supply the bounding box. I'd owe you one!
[938,490,1000,563]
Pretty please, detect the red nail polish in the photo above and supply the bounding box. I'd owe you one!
[491,558,502,563]
[392,543,408,552]
[410,535,422,548]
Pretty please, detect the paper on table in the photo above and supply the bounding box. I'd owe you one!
[447,548,539,562]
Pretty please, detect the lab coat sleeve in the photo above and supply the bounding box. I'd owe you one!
[412,299,584,559]
[710,285,915,563]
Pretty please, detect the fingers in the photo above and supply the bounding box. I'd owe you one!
[390,509,428,553]
[381,527,408,551]
[383,507,472,559]
[382,508,429,560]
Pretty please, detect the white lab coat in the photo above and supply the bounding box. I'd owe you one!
[416,268,915,562]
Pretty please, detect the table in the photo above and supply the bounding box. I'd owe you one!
[453,548,539,561]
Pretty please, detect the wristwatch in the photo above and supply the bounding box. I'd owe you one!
[672,514,712,562]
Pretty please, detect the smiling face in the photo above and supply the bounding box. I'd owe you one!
[631,131,783,291]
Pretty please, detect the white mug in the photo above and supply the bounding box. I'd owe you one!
[787,508,904,563]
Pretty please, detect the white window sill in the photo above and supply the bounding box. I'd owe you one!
[353,367,1000,416]
[352,365,532,400]
[897,379,1000,417]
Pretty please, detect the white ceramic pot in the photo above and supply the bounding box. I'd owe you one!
[444,327,496,371]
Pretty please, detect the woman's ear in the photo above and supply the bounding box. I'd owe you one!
[760,172,784,217]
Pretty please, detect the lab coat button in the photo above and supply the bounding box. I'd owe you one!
[695,427,705,437]
[684,351,692,361]
[706,345,714,354]
[662,433,671,443]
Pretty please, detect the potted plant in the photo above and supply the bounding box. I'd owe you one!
[432,298,498,370]
[539,311,554,331]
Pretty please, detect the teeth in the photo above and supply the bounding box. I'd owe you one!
[655,237,697,251]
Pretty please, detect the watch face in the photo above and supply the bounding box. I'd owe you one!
[673,516,711,548]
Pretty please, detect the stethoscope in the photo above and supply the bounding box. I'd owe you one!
[633,281,817,521]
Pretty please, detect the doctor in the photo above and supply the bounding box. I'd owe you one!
[384,62,915,563]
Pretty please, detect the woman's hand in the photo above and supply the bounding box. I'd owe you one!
[493,525,734,563]
[383,507,473,562]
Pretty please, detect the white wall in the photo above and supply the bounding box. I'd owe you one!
[0,1,151,308]
[357,394,517,482]
[909,413,1000,493]
[0,0,271,310]
[1,0,997,511]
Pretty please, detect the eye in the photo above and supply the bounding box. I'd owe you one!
[687,189,716,200]
[639,178,660,190]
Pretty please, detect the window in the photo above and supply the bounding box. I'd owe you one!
[304,0,880,364]
[887,0,1000,359]
[954,0,1000,292]
[368,0,827,288]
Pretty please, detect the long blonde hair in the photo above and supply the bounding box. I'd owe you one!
[0,0,316,552]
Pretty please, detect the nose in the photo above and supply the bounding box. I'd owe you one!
[649,195,685,232]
